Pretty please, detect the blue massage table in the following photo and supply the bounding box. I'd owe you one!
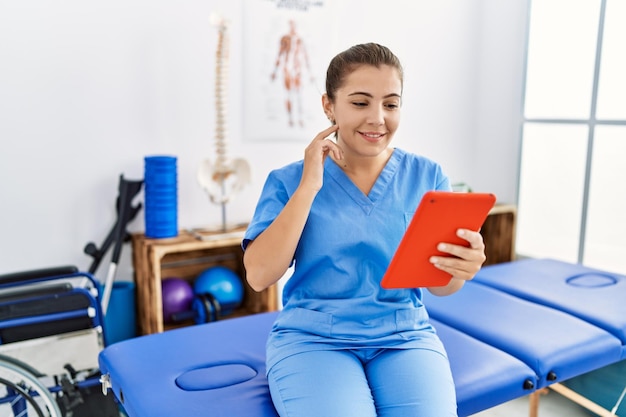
[98,259,626,416]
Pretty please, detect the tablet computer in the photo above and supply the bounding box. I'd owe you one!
[381,191,496,289]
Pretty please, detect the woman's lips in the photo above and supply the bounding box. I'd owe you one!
[359,131,386,142]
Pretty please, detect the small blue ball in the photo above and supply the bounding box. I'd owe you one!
[194,266,244,315]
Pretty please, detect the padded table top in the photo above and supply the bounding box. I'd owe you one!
[424,281,623,388]
[99,312,279,417]
[431,319,536,416]
[473,258,626,356]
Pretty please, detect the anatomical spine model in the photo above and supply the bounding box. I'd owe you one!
[198,13,251,230]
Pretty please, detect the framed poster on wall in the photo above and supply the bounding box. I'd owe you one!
[242,0,337,142]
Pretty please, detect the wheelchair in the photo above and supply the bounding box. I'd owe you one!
[0,265,118,417]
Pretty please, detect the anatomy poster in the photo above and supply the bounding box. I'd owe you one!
[243,0,337,142]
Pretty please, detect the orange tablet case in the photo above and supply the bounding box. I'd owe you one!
[381,191,496,289]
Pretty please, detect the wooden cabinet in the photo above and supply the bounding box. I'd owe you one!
[131,228,278,335]
[481,204,517,266]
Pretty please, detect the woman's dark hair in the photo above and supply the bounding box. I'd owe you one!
[325,43,404,102]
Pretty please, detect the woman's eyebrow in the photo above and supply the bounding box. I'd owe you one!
[347,91,401,99]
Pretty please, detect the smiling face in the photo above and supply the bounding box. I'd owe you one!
[323,64,402,160]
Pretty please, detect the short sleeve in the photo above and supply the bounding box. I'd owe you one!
[242,169,292,251]
[435,165,452,192]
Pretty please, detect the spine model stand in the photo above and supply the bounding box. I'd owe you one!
[198,13,251,232]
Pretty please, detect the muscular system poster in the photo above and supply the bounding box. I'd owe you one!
[243,0,336,142]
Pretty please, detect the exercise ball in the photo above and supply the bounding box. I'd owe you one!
[161,277,194,323]
[194,266,244,315]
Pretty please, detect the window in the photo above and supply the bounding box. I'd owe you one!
[517,0,626,274]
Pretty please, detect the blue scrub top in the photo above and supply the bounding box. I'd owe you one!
[244,148,452,371]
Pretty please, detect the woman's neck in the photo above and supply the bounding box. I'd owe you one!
[331,148,394,195]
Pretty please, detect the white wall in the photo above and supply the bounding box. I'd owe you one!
[474,0,529,199]
[0,0,528,280]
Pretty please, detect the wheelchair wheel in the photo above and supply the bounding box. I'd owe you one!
[0,358,61,417]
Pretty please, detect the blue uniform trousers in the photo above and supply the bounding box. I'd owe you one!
[268,347,458,417]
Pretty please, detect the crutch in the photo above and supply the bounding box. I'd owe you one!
[84,174,143,314]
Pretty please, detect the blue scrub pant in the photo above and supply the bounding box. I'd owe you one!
[267,347,457,417]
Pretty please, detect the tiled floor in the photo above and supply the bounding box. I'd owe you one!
[475,390,592,417]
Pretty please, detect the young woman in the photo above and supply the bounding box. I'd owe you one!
[243,43,486,417]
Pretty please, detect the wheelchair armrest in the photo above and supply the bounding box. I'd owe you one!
[0,266,79,285]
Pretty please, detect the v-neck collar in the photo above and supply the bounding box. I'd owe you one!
[326,148,403,214]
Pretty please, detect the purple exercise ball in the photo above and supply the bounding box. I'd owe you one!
[161,277,194,323]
